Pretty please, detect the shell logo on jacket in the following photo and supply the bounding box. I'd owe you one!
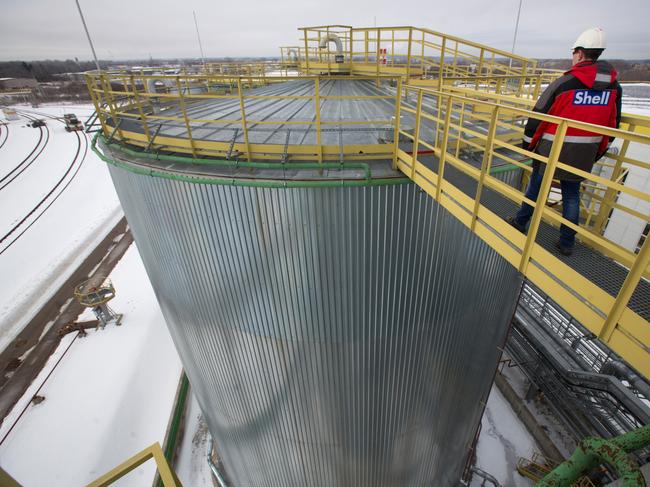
[523,60,622,181]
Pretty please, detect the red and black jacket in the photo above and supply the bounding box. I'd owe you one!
[523,61,622,181]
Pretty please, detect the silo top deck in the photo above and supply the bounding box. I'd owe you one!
[139,78,397,146]
[96,76,409,165]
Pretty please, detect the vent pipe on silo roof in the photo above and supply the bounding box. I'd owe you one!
[319,33,343,53]
[319,33,344,63]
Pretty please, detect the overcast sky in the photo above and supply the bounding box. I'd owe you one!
[1,0,649,62]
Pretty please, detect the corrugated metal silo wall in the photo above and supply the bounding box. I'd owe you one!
[108,166,522,486]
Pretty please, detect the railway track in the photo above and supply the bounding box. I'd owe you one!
[0,217,132,440]
[0,110,89,255]
[0,113,50,190]
[0,106,132,442]
[0,122,8,150]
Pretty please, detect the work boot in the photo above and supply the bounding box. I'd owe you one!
[555,241,573,256]
[506,216,527,233]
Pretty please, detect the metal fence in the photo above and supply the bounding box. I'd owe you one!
[393,84,650,378]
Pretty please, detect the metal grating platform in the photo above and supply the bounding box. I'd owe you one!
[119,79,400,147]
[418,153,650,321]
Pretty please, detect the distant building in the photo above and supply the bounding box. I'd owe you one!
[53,72,88,82]
[0,77,39,90]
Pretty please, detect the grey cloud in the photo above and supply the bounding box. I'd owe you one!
[0,0,648,61]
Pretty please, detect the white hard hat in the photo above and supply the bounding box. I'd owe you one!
[573,27,607,50]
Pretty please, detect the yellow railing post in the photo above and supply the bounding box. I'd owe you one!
[452,40,459,74]
[364,30,369,64]
[129,74,152,145]
[315,77,323,164]
[151,440,184,487]
[476,48,485,90]
[455,99,466,159]
[406,28,413,79]
[236,77,252,162]
[175,76,197,157]
[471,106,500,232]
[517,61,529,97]
[420,30,425,63]
[86,443,182,487]
[518,121,568,274]
[436,95,453,201]
[532,74,542,100]
[599,235,650,341]
[410,89,424,179]
[100,73,124,140]
[392,77,403,171]
[594,129,635,234]
[348,27,353,66]
[303,29,310,73]
[85,73,109,135]
[439,37,448,84]
[496,77,504,96]
[376,28,381,86]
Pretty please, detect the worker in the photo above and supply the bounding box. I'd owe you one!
[507,27,622,256]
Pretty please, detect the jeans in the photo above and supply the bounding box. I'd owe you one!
[513,169,581,249]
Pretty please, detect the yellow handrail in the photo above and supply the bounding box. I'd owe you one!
[394,84,650,377]
[86,442,182,487]
[85,72,401,163]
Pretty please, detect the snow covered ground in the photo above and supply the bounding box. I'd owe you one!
[0,246,182,486]
[175,393,213,487]
[474,387,537,486]
[0,104,121,351]
[621,83,650,116]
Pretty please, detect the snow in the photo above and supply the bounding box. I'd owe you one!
[473,386,537,486]
[0,104,121,351]
[622,83,650,117]
[175,391,213,487]
[0,245,182,487]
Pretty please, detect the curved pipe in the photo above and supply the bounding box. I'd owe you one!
[208,436,228,487]
[536,424,650,487]
[469,466,501,486]
[146,78,161,94]
[286,48,299,62]
[319,33,343,54]
[600,360,650,402]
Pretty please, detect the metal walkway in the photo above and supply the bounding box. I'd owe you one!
[421,155,650,322]
[394,86,650,378]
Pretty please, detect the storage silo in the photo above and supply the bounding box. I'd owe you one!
[91,73,522,486]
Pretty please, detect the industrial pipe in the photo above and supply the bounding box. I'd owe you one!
[93,133,412,189]
[319,33,345,63]
[536,424,650,487]
[208,436,228,487]
[600,360,650,402]
[286,48,299,63]
[318,33,343,53]
[469,466,502,486]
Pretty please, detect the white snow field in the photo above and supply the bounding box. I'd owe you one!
[0,246,182,487]
[0,104,121,352]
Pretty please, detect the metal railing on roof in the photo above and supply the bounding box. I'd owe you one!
[85,69,650,379]
[85,72,401,163]
[393,84,650,378]
[294,26,557,97]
